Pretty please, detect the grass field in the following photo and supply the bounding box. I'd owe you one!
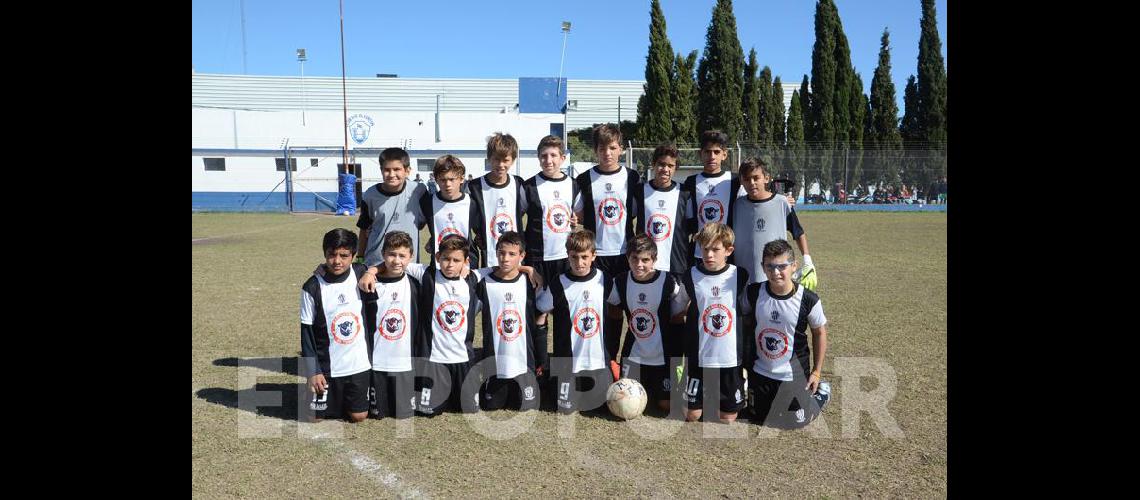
[192,211,947,498]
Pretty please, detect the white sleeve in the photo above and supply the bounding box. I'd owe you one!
[300,290,315,325]
[808,300,827,328]
[406,263,427,282]
[471,267,493,282]
[573,192,583,214]
[536,286,555,313]
[669,283,689,316]
[606,286,621,306]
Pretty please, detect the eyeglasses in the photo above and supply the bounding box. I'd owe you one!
[763,261,795,273]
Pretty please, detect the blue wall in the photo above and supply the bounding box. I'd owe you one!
[192,192,340,212]
[794,203,946,212]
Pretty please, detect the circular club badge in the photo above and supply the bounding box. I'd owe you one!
[699,198,725,224]
[572,307,602,338]
[758,328,790,360]
[378,309,407,341]
[597,198,625,226]
[434,300,466,334]
[496,308,523,341]
[437,226,463,244]
[545,203,572,233]
[629,308,657,339]
[490,213,515,239]
[329,311,362,345]
[701,304,733,337]
[646,213,672,242]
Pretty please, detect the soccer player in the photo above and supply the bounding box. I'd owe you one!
[731,157,816,289]
[357,147,428,266]
[634,143,693,274]
[469,133,529,268]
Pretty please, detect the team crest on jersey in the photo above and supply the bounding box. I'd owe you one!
[447,212,454,221]
[330,311,363,345]
[708,184,716,194]
[497,197,506,207]
[605,183,613,192]
[598,197,625,226]
[647,213,672,242]
[496,308,523,341]
[658,199,665,208]
[338,293,347,304]
[553,190,561,199]
[699,199,725,223]
[756,218,766,231]
[583,290,590,301]
[630,308,657,339]
[546,204,571,233]
[572,307,602,338]
[505,293,514,303]
[759,328,790,360]
[638,293,647,304]
[391,213,400,223]
[701,304,733,337]
[490,213,515,238]
[392,292,399,302]
[711,286,720,297]
[523,386,535,401]
[435,300,467,334]
[770,310,780,322]
[379,309,408,340]
[450,285,458,296]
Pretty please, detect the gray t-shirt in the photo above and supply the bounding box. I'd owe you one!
[731,193,804,284]
[356,181,428,266]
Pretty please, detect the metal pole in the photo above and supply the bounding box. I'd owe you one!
[239,0,247,74]
[300,59,306,126]
[435,94,440,142]
[339,0,349,173]
[618,96,621,123]
[284,140,293,211]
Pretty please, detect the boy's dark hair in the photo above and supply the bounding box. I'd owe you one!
[486,132,519,161]
[433,154,466,179]
[592,123,623,149]
[762,239,795,263]
[495,231,525,252]
[626,233,658,260]
[437,235,470,259]
[699,130,729,150]
[379,147,410,169]
[738,157,771,180]
[381,230,414,254]
[565,229,597,254]
[651,143,679,165]
[322,228,358,255]
[537,135,566,155]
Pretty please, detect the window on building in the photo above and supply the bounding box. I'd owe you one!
[310,158,319,167]
[275,158,298,171]
[204,158,226,171]
[416,158,435,172]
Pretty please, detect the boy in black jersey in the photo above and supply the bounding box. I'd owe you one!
[300,229,375,423]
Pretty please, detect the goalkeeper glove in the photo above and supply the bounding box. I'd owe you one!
[797,254,818,292]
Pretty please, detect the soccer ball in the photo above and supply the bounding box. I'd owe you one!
[606,378,647,420]
[342,210,351,216]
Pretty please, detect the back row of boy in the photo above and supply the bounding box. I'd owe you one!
[301,125,829,427]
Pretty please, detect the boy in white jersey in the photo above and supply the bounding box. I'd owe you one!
[414,235,483,415]
[523,135,578,380]
[732,158,816,289]
[682,131,741,262]
[468,133,529,268]
[674,223,750,423]
[474,231,543,411]
[300,229,375,423]
[419,155,478,258]
[537,230,624,414]
[742,239,830,428]
[610,234,687,413]
[357,147,428,266]
[634,143,694,274]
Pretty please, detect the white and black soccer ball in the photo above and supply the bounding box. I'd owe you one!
[606,378,648,420]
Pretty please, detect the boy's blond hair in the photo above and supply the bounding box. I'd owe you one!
[565,229,597,254]
[694,222,735,251]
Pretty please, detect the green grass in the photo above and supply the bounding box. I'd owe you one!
[192,211,946,497]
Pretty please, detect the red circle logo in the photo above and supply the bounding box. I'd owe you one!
[758,328,790,360]
[378,308,407,340]
[490,213,515,239]
[546,203,572,233]
[496,308,523,341]
[646,213,672,242]
[699,198,725,224]
[437,226,463,245]
[629,308,657,339]
[701,303,733,337]
[572,307,601,338]
[329,311,362,345]
[597,197,625,226]
[434,300,466,334]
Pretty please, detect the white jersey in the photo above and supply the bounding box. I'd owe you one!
[426,192,473,254]
[476,272,537,379]
[574,166,637,257]
[684,171,737,259]
[677,264,749,368]
[608,270,684,366]
[424,268,479,364]
[524,172,574,261]
[744,282,827,381]
[370,264,426,372]
[641,182,683,272]
[476,175,524,267]
[300,266,372,378]
[537,268,614,374]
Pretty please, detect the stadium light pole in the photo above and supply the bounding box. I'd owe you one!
[297,48,308,126]
[558,21,571,148]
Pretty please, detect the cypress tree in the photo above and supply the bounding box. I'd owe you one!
[671,50,699,145]
[697,0,745,140]
[742,48,761,143]
[786,90,806,200]
[636,0,674,143]
[917,0,947,146]
[756,66,773,151]
[870,29,903,187]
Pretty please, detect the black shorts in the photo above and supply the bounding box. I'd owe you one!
[682,362,746,413]
[371,370,417,419]
[416,360,480,415]
[620,360,673,402]
[553,367,612,414]
[594,254,630,277]
[747,369,821,428]
[481,373,540,411]
[309,370,371,420]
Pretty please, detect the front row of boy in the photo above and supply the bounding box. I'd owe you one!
[300,224,829,428]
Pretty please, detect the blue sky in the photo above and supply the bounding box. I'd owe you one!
[192,0,947,111]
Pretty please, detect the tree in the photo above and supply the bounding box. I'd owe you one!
[786,90,807,200]
[756,66,774,151]
[697,0,745,141]
[917,0,947,147]
[869,29,903,188]
[770,76,787,149]
[671,50,699,145]
[742,48,761,143]
[810,0,838,188]
[635,0,674,143]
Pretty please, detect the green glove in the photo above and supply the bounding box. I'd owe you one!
[797,254,818,292]
[353,256,365,265]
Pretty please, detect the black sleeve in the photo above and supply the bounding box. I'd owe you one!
[300,324,321,378]
[467,179,487,267]
[681,273,699,366]
[603,274,620,362]
[516,175,530,216]
[419,193,436,255]
[475,280,492,363]
[627,169,641,235]
[632,182,646,235]
[787,209,805,240]
[356,190,372,229]
[742,283,762,369]
[416,269,436,361]
[660,273,683,359]
[680,176,698,234]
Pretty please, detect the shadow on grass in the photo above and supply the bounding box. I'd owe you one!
[213,356,299,376]
[196,383,305,421]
